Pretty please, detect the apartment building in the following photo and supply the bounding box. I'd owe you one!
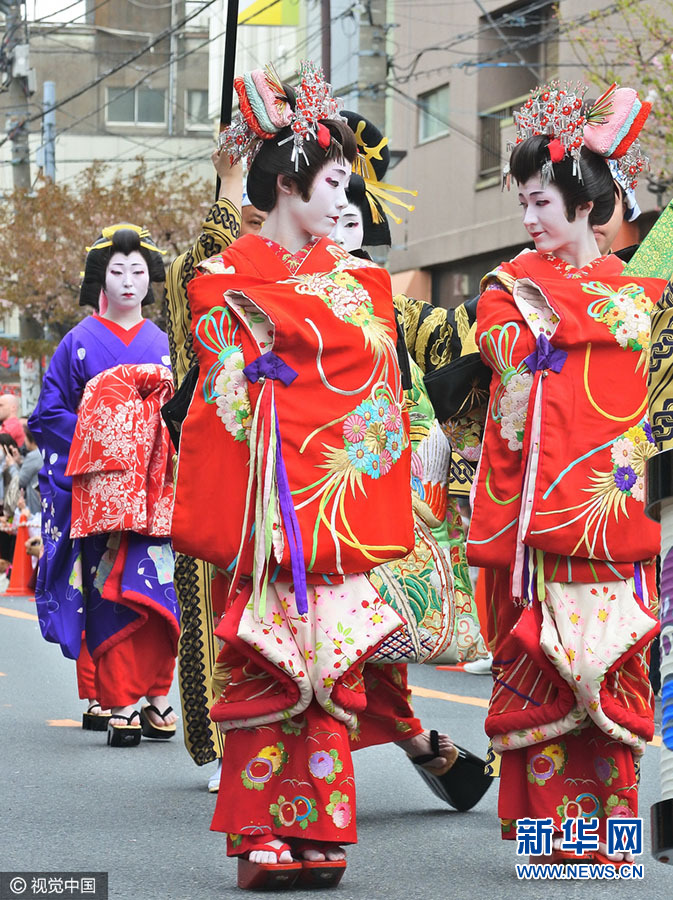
[0,0,215,190]
[386,0,656,306]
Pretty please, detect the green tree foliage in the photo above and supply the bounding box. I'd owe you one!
[567,0,673,196]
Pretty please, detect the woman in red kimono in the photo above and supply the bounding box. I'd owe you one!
[171,63,416,889]
[467,83,663,866]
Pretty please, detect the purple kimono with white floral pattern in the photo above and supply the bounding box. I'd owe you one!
[28,316,179,660]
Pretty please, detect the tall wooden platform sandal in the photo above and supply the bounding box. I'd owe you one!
[139,704,176,740]
[237,842,302,890]
[107,711,141,747]
[293,843,347,889]
[82,702,111,732]
[408,730,492,811]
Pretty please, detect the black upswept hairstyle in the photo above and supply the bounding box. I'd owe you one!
[342,109,392,247]
[79,225,165,309]
[246,86,357,212]
[509,135,615,226]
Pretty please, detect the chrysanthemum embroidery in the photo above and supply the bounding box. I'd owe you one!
[325,791,352,828]
[526,742,567,786]
[594,756,619,786]
[195,306,253,442]
[479,322,532,452]
[557,792,603,821]
[286,270,391,351]
[533,420,656,556]
[583,281,654,370]
[295,389,407,559]
[441,415,482,461]
[240,742,289,791]
[605,794,633,818]
[590,421,657,508]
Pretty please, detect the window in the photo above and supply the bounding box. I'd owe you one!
[418,84,449,143]
[186,89,210,130]
[478,98,523,179]
[107,86,166,126]
[476,2,558,119]
[475,1,558,183]
[185,0,212,28]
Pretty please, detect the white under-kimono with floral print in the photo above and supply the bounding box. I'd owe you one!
[220,573,404,734]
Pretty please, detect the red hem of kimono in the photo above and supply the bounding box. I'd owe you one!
[485,602,576,736]
[486,582,658,742]
[95,615,176,708]
[76,636,96,699]
[211,581,301,722]
[211,698,358,846]
[352,663,423,750]
[496,728,639,842]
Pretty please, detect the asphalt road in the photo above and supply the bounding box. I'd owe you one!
[1,593,671,900]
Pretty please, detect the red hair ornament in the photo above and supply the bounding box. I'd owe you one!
[507,80,651,190]
[547,139,565,164]
[317,122,331,150]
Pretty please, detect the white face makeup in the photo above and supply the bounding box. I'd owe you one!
[330,202,365,252]
[294,159,352,239]
[517,175,588,259]
[103,251,149,316]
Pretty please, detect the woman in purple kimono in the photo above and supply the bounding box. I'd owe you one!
[29,224,180,747]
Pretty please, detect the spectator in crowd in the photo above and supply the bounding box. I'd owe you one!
[0,393,24,448]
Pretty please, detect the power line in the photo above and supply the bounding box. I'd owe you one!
[0,0,218,151]
[457,0,637,69]
[44,2,358,163]
[28,0,113,37]
[28,0,88,24]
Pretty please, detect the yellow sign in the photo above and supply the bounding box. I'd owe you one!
[239,0,300,26]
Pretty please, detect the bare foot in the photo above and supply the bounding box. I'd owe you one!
[599,841,633,863]
[109,704,138,727]
[249,839,293,865]
[86,699,111,716]
[396,729,458,772]
[293,842,346,862]
[529,834,562,863]
[145,695,178,728]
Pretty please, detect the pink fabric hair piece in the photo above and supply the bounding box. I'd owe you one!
[583,86,652,159]
[251,69,292,129]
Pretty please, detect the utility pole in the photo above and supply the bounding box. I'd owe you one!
[1,3,41,412]
[40,81,56,181]
[1,1,33,190]
[321,0,331,83]
[167,0,177,135]
[357,0,387,131]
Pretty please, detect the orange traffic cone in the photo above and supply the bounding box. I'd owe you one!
[5,522,35,597]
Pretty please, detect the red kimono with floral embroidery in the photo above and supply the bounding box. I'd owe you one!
[469,249,664,840]
[177,235,414,853]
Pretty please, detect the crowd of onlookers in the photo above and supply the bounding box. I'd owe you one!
[0,392,43,585]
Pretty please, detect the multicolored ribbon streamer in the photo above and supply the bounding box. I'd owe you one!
[244,351,307,615]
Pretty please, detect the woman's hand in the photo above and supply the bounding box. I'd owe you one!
[4,445,19,465]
